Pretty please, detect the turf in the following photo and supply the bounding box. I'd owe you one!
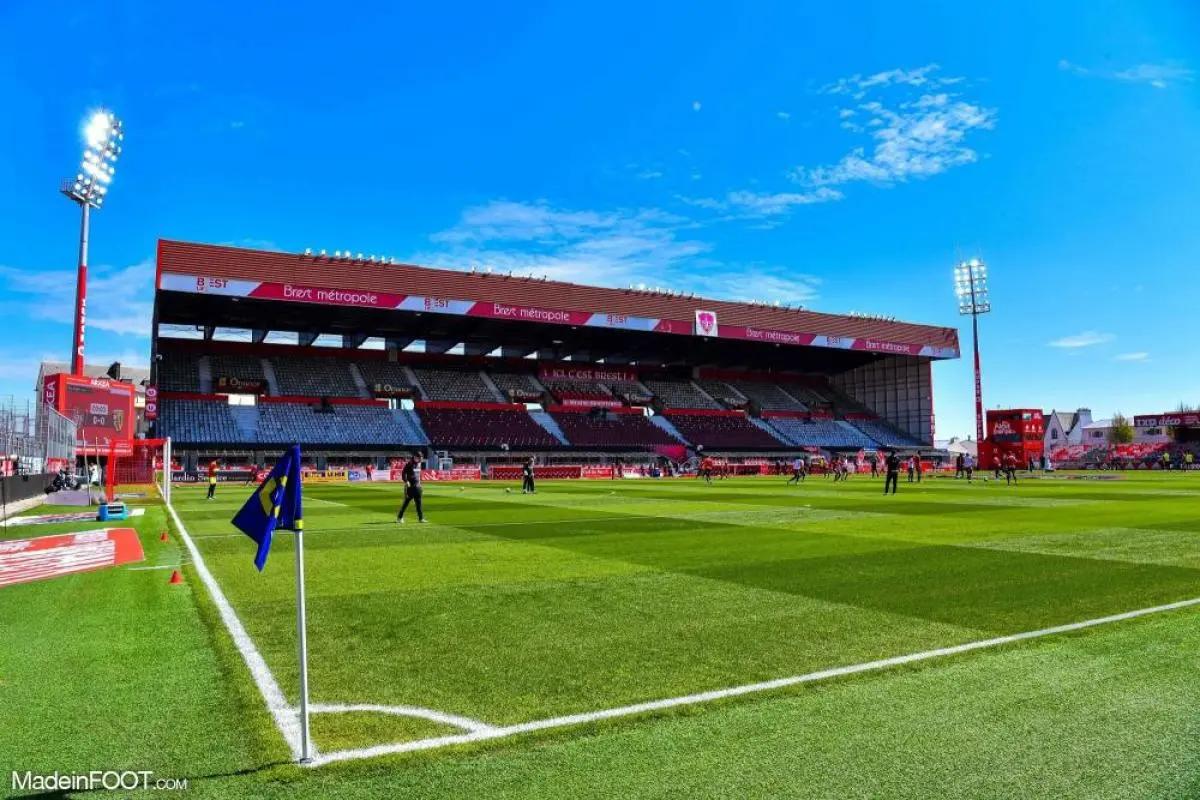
[5,472,1200,797]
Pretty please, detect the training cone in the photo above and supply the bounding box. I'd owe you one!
[160,531,169,542]
[168,569,183,585]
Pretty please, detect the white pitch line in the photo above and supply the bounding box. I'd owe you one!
[308,594,1200,767]
[307,703,497,734]
[160,487,307,761]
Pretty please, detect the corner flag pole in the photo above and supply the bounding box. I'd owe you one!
[295,519,312,762]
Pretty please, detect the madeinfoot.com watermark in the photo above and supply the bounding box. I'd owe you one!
[12,770,188,792]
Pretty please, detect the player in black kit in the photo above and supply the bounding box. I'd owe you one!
[884,450,901,495]
[396,452,427,524]
[521,457,536,494]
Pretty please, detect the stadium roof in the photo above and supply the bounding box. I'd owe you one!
[156,240,959,361]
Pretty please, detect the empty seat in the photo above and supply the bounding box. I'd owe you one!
[158,354,201,392]
[416,407,559,448]
[411,368,496,402]
[271,357,359,397]
[643,380,721,410]
[550,412,679,448]
[663,413,785,449]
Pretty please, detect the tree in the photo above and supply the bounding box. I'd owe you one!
[1108,412,1134,445]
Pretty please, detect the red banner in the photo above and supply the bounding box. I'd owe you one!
[144,384,158,421]
[538,366,639,383]
[0,529,144,588]
[1136,413,1200,428]
[558,398,624,409]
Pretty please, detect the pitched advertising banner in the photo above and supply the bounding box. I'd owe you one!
[158,272,960,360]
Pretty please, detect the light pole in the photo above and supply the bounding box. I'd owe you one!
[61,110,124,376]
[955,258,991,443]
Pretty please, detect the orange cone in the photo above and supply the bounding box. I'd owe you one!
[160,531,169,542]
[168,569,183,585]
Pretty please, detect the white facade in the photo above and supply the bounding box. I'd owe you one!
[1044,408,1092,450]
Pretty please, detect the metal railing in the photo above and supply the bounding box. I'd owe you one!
[0,396,78,475]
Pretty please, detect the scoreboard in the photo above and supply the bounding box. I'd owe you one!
[42,373,137,455]
[985,408,1045,465]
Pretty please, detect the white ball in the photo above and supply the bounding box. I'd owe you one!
[505,487,512,493]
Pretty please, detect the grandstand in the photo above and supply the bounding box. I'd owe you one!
[150,240,959,464]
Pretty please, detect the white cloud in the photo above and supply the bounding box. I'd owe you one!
[692,100,702,112]
[636,169,664,180]
[821,64,956,99]
[419,200,820,305]
[692,269,822,306]
[793,92,995,187]
[683,188,843,218]
[0,257,155,338]
[689,65,990,225]
[1048,330,1115,348]
[1114,352,1149,362]
[776,111,791,121]
[422,200,708,288]
[1060,59,1193,89]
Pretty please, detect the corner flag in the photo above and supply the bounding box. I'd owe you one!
[232,444,303,571]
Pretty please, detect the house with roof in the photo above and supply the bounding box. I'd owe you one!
[1044,408,1092,450]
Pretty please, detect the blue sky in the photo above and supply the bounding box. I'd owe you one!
[1,1,1198,437]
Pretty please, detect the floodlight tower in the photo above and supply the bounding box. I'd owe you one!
[61,110,124,376]
[955,258,991,442]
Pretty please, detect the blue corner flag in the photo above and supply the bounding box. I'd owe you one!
[232,444,304,571]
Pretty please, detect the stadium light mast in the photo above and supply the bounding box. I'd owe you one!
[955,258,991,442]
[61,110,124,376]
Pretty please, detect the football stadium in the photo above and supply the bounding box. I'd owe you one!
[5,8,1200,798]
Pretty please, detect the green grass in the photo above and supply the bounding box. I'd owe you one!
[5,472,1200,797]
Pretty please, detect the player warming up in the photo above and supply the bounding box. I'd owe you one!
[521,457,536,494]
[883,450,901,496]
[206,458,219,500]
[396,452,427,524]
[786,456,806,484]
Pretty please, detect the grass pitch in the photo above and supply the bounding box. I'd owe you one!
[6,472,1200,797]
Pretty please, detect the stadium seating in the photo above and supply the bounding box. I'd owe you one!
[271,357,360,397]
[767,417,876,448]
[849,418,924,448]
[160,398,427,446]
[550,411,680,448]
[158,354,201,392]
[356,361,420,396]
[729,381,807,411]
[412,368,498,402]
[604,378,655,404]
[643,379,721,410]
[663,412,786,449]
[255,403,426,446]
[159,399,241,443]
[209,355,266,384]
[696,381,747,408]
[490,371,546,400]
[416,407,559,448]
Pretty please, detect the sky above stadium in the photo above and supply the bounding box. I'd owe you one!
[1,1,1198,437]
